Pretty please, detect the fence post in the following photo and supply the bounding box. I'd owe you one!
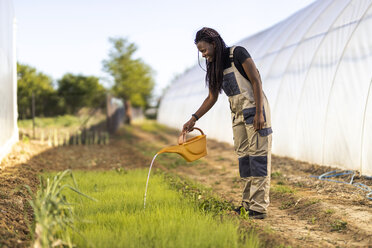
[40,130,45,145]
[32,91,36,139]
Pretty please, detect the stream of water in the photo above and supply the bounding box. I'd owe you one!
[143,153,158,209]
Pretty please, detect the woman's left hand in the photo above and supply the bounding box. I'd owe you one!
[253,112,265,131]
[182,118,196,133]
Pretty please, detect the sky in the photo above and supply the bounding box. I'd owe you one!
[13,0,315,100]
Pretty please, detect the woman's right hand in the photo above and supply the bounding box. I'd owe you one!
[182,117,196,133]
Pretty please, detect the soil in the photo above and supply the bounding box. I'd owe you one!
[1,123,371,248]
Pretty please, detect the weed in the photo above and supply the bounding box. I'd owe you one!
[271,185,296,194]
[22,135,30,143]
[331,220,347,232]
[279,200,295,210]
[325,209,335,215]
[309,199,320,205]
[302,198,321,207]
[277,180,285,185]
[263,224,274,234]
[310,216,317,224]
[26,170,96,248]
[276,245,292,248]
[232,183,240,189]
[239,207,250,220]
[0,190,8,199]
[161,172,234,216]
[114,167,128,175]
[216,156,226,161]
[232,177,240,183]
[271,171,283,179]
[294,182,305,187]
[199,197,233,214]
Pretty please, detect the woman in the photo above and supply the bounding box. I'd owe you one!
[183,27,272,219]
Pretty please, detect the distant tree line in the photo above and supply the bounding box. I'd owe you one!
[17,37,155,122]
[17,63,106,119]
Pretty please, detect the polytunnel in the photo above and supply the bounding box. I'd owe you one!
[0,0,18,162]
[158,0,372,176]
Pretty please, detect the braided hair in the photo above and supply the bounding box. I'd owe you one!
[194,27,227,94]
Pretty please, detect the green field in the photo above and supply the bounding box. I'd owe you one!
[49,170,261,248]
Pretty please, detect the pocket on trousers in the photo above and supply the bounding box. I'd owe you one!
[242,107,268,125]
[248,128,270,155]
[242,107,256,124]
[258,127,273,137]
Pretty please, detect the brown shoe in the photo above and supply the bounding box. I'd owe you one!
[249,210,267,219]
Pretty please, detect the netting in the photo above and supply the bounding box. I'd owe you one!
[0,0,18,162]
[158,0,372,176]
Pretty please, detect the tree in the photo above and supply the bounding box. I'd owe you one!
[102,38,155,124]
[17,63,62,119]
[57,73,106,114]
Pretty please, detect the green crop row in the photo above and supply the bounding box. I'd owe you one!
[38,169,262,248]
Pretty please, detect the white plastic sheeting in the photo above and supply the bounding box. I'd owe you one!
[158,0,372,176]
[0,0,18,162]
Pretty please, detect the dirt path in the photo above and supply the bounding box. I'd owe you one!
[1,123,371,248]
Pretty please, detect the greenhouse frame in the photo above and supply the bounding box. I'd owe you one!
[0,0,18,162]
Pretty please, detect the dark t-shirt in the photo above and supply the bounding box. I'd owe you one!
[222,46,251,81]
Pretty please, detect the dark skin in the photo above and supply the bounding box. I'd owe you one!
[183,41,265,132]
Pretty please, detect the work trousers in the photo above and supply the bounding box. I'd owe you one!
[232,106,272,214]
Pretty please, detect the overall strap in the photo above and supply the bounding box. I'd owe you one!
[229,46,236,64]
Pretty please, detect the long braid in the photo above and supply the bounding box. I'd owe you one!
[195,27,227,94]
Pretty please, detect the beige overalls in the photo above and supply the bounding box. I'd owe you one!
[222,46,272,214]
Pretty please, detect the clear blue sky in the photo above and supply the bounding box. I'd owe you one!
[13,0,315,100]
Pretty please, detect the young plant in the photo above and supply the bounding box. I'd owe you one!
[25,169,96,248]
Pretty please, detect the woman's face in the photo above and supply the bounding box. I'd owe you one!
[196,41,215,62]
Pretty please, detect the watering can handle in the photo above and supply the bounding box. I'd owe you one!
[178,127,204,145]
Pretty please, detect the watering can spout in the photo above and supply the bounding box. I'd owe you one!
[156,127,207,162]
[157,145,182,155]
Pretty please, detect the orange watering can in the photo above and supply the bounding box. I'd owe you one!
[157,127,207,162]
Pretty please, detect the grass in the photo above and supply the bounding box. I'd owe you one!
[18,113,106,135]
[18,115,84,129]
[54,170,262,248]
[271,185,296,194]
[137,119,169,134]
[271,171,283,179]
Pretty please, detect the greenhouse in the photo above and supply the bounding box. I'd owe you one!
[158,0,372,176]
[0,0,18,162]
